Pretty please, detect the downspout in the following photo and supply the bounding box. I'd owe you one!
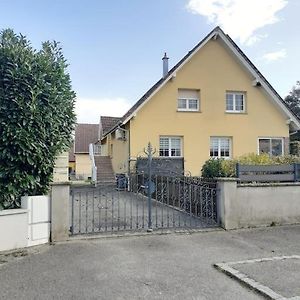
[290,130,299,136]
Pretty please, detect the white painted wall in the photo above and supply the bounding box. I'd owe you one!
[0,195,50,252]
[0,209,28,252]
[218,179,300,229]
[21,195,50,247]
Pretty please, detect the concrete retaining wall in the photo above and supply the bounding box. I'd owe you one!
[218,179,300,230]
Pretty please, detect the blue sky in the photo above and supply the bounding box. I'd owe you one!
[1,0,299,123]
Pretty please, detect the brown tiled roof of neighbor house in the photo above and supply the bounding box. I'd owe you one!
[100,116,121,136]
[102,26,299,137]
[74,123,99,153]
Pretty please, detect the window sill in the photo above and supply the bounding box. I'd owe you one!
[158,156,184,159]
[225,111,247,114]
[177,110,201,113]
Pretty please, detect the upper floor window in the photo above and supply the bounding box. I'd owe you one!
[178,89,200,112]
[226,92,245,113]
[210,137,231,159]
[159,136,182,157]
[258,138,283,156]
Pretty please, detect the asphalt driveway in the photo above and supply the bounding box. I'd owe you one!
[1,225,300,299]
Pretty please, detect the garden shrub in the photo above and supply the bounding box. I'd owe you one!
[202,153,300,179]
[201,158,226,178]
[0,29,76,209]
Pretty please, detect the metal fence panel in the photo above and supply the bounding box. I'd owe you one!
[237,163,298,183]
[239,164,294,172]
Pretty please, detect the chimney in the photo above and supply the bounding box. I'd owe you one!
[162,52,169,77]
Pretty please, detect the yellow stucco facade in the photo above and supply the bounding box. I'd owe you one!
[102,126,129,174]
[75,154,92,179]
[102,35,292,176]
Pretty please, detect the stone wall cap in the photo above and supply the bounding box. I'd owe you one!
[0,208,28,216]
[238,182,300,187]
[50,181,71,186]
[216,177,238,182]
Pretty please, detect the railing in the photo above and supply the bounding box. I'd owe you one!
[89,143,97,183]
[93,144,101,155]
[236,163,300,183]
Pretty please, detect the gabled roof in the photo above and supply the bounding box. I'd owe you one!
[100,116,121,136]
[103,26,300,138]
[74,123,99,153]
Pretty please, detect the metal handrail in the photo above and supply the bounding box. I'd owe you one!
[89,143,97,183]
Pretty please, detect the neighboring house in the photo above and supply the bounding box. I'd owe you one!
[99,27,300,177]
[70,123,99,179]
[68,141,75,175]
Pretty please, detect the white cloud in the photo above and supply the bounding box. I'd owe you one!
[75,97,131,123]
[245,34,268,46]
[262,48,287,61]
[186,0,288,45]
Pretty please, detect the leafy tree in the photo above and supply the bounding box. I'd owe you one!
[0,29,76,209]
[284,81,300,119]
[284,81,300,141]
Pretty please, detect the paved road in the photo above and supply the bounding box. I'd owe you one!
[1,225,300,299]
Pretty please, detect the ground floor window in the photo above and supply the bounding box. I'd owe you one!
[258,138,283,156]
[210,137,231,159]
[159,136,182,157]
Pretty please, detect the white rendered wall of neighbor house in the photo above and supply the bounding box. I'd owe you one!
[0,209,28,252]
[21,195,50,247]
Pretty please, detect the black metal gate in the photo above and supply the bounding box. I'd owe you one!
[70,143,219,235]
[70,173,219,235]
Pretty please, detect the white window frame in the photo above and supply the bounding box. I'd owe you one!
[159,136,182,157]
[257,137,284,156]
[210,137,232,159]
[226,92,246,113]
[177,98,199,112]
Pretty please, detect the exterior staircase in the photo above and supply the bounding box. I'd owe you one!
[94,156,115,184]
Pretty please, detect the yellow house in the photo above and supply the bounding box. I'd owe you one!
[100,27,300,177]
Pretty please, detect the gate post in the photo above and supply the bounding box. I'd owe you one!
[50,182,70,242]
[216,178,238,230]
[144,143,154,232]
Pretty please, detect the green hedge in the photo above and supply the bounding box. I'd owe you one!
[201,153,300,178]
[0,29,76,209]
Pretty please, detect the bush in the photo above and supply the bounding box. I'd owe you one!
[202,153,300,179]
[0,29,76,209]
[201,158,226,178]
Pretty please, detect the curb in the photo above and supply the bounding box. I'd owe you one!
[214,255,300,300]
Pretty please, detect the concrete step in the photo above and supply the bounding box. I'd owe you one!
[97,180,116,185]
[94,155,115,183]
